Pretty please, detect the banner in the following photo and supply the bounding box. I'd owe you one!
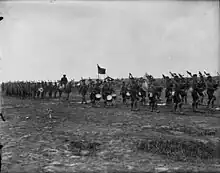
[97,64,106,74]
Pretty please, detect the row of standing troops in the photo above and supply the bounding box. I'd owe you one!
[2,74,69,99]
[1,81,66,99]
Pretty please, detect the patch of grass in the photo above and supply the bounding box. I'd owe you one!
[136,135,217,161]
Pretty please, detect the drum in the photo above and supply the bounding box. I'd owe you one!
[95,94,101,100]
[138,92,142,96]
[107,95,112,101]
[126,92,130,97]
[112,93,117,99]
[38,87,44,93]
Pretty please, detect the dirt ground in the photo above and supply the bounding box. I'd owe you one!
[1,93,220,173]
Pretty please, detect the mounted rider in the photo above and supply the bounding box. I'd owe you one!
[60,74,68,89]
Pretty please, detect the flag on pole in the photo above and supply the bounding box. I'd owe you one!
[105,76,114,82]
[97,64,106,74]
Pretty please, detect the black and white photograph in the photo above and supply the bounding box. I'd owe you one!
[0,0,220,172]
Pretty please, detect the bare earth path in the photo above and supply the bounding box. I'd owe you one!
[1,95,220,172]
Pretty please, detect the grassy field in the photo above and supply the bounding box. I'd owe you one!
[0,91,220,173]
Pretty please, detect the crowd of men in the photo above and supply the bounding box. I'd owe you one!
[77,71,219,113]
[1,75,69,100]
[1,71,220,113]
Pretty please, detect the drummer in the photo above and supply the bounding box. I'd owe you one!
[120,81,127,104]
[138,78,146,106]
[79,79,88,104]
[108,82,116,105]
[102,81,109,107]
[89,82,96,105]
[91,82,101,105]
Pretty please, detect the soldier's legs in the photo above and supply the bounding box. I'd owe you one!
[131,99,134,110]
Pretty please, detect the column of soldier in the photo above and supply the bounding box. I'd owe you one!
[1,71,219,113]
[78,71,219,113]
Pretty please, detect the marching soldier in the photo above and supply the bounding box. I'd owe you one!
[102,81,109,107]
[48,81,53,98]
[197,73,206,105]
[120,81,127,104]
[191,74,199,112]
[138,79,146,106]
[206,75,217,109]
[79,80,88,104]
[54,82,58,98]
[164,77,173,105]
[89,82,96,105]
[92,82,101,105]
[172,76,183,114]
[130,79,139,111]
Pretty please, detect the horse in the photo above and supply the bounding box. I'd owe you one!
[57,80,75,101]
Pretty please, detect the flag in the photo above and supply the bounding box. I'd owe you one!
[105,76,114,82]
[97,64,106,74]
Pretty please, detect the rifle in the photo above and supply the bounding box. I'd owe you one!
[169,71,175,77]
[129,73,134,79]
[186,71,193,77]
[178,73,184,78]
[204,71,210,76]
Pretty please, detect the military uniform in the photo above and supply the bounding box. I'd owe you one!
[79,81,88,104]
[130,80,139,111]
[191,75,199,111]
[120,82,127,104]
[206,76,217,108]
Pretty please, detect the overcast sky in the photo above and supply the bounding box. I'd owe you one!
[0,0,219,82]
